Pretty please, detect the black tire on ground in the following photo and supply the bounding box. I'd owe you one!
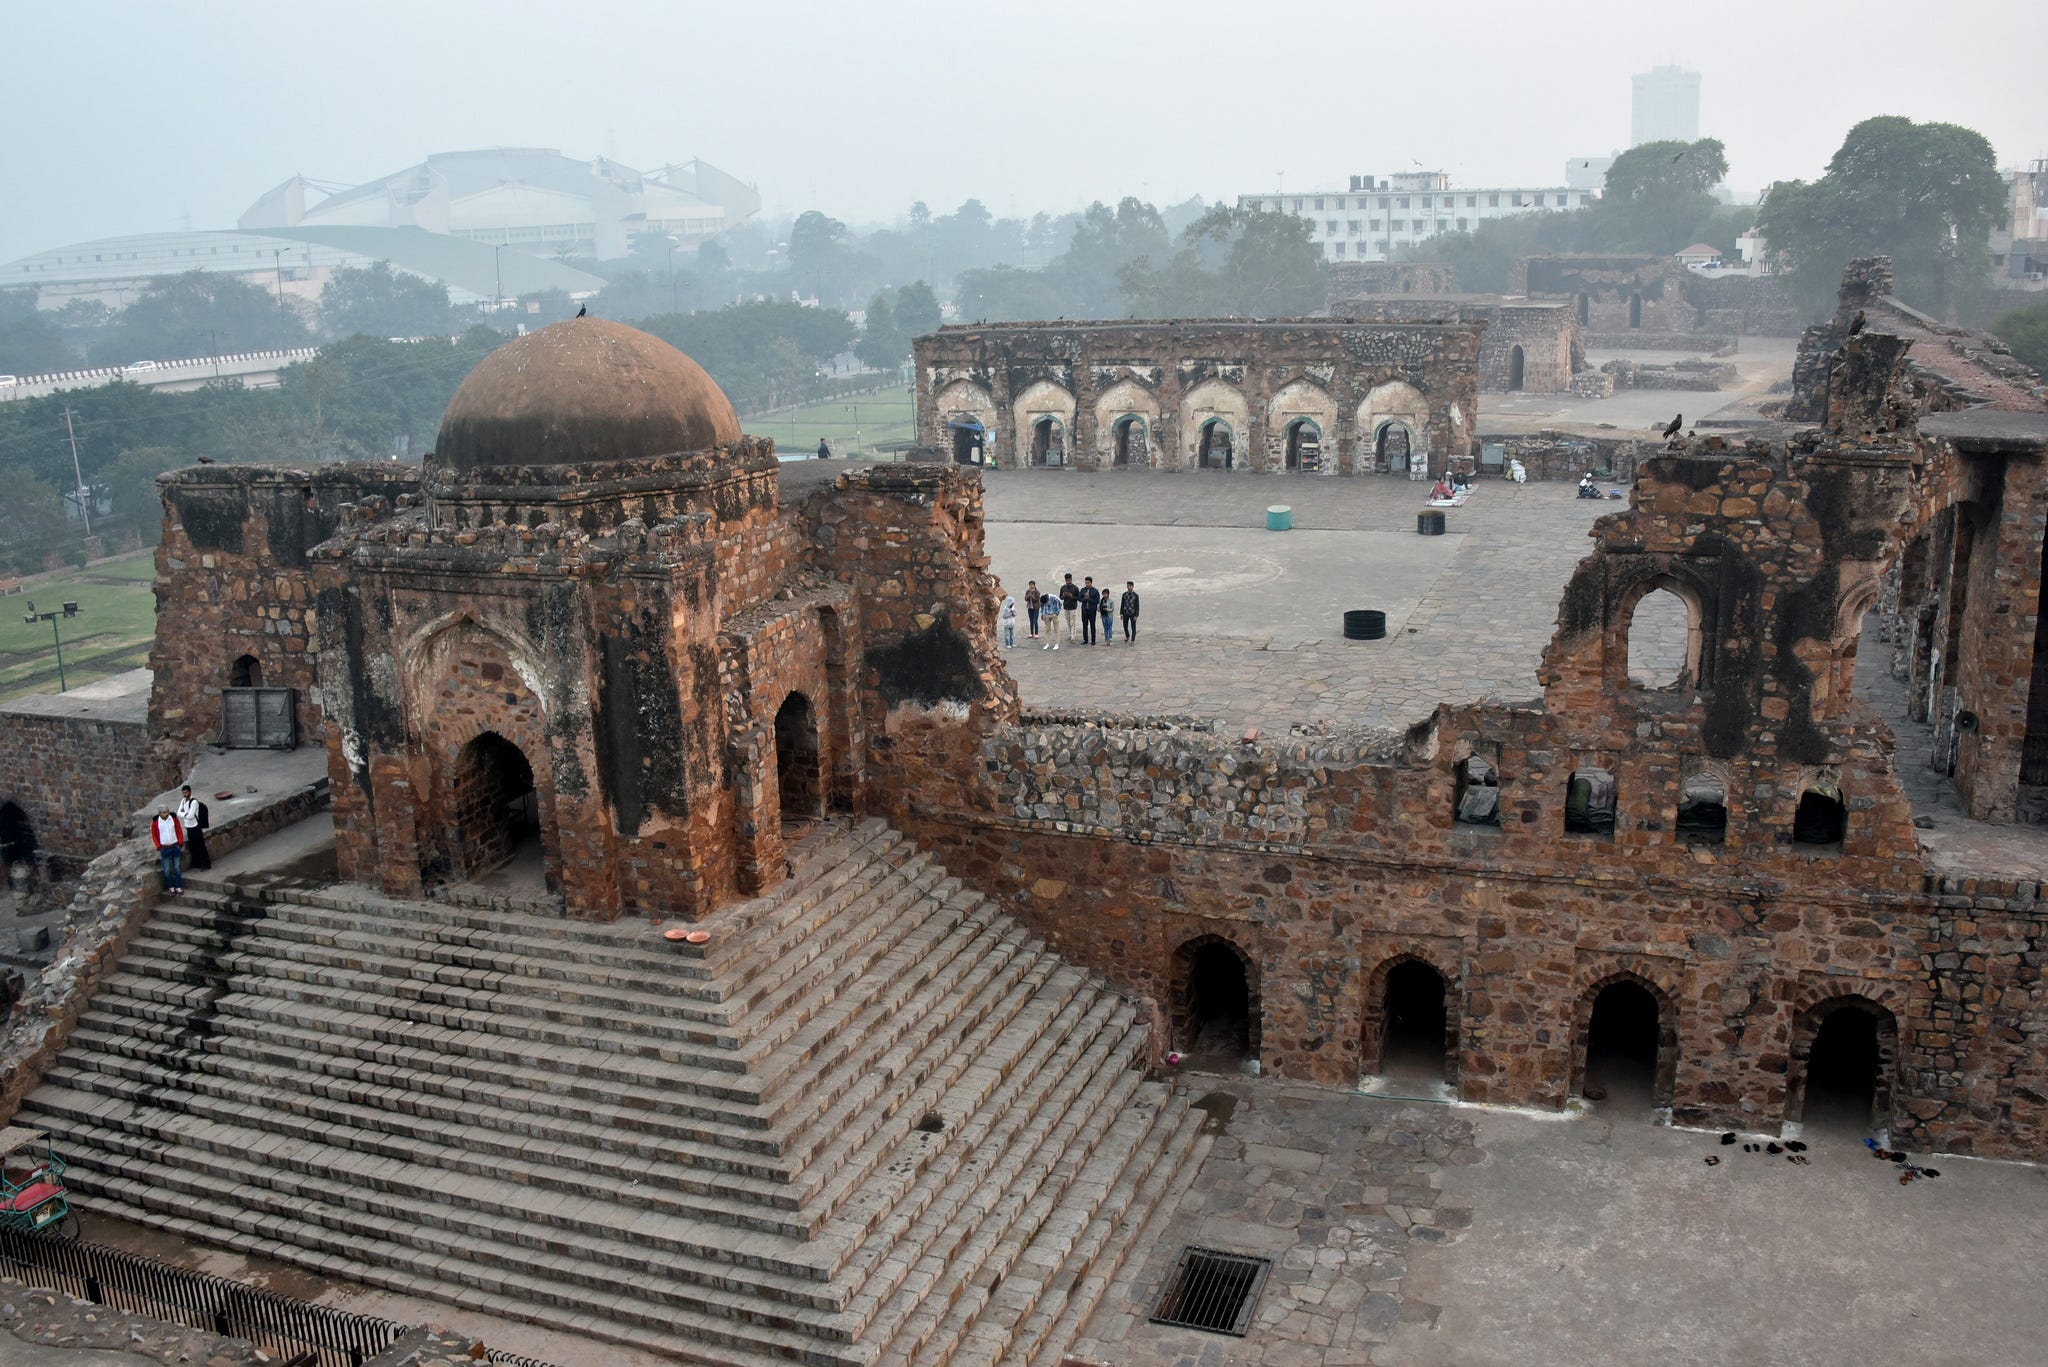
[1343,609,1387,641]
[1417,510,1446,536]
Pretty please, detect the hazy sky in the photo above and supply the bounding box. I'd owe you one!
[1,0,2041,265]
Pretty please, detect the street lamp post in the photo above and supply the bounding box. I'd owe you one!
[271,249,287,313]
[493,243,505,309]
[666,237,681,313]
[22,600,81,693]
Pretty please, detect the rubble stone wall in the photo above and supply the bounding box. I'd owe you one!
[148,464,418,748]
[0,704,175,876]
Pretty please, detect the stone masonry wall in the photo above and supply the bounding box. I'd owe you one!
[0,693,177,876]
[913,319,1482,479]
[150,464,417,747]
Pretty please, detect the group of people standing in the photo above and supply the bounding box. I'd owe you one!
[1000,574,1141,650]
[147,785,211,894]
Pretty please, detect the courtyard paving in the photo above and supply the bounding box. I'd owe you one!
[985,470,1645,732]
[1074,1076,2048,1367]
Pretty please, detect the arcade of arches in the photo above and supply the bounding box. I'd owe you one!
[914,318,1478,475]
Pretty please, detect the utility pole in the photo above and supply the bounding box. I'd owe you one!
[61,408,91,539]
[272,248,286,312]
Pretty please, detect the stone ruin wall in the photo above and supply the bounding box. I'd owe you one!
[863,332,2048,1157]
[1326,261,1459,296]
[0,701,176,878]
[148,464,418,748]
[1326,297,1581,395]
[913,320,1481,478]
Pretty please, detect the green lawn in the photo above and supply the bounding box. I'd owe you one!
[0,550,159,701]
[756,387,917,459]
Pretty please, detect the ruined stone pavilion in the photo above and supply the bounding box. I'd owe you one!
[4,258,2048,1363]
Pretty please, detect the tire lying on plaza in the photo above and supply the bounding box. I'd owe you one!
[1343,609,1387,641]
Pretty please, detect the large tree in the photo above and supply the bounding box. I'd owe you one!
[1992,298,2048,379]
[1597,138,1730,252]
[1054,199,1170,317]
[319,261,460,340]
[1758,116,2007,319]
[90,271,310,366]
[1119,204,1324,318]
[0,289,76,375]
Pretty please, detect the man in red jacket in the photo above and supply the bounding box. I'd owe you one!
[149,805,185,894]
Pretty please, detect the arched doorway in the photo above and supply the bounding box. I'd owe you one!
[448,732,539,880]
[948,419,986,465]
[1579,978,1671,1108]
[1283,419,1322,472]
[1505,345,1525,392]
[1788,996,1897,1136]
[1628,293,1643,329]
[1030,416,1066,467]
[1198,419,1235,470]
[0,800,35,876]
[773,692,823,827]
[1175,936,1256,1066]
[1372,958,1452,1083]
[1112,415,1147,468]
[230,654,262,688]
[1374,422,1412,474]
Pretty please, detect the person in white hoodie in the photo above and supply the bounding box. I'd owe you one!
[999,593,1018,648]
[149,805,185,894]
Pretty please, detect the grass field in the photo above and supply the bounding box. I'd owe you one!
[0,550,158,702]
[755,387,917,459]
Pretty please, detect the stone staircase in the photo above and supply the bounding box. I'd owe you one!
[13,818,1209,1366]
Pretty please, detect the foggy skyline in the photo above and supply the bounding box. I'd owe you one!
[1,0,2041,267]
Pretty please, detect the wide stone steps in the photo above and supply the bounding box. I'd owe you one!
[62,1181,869,1367]
[908,1083,1182,1366]
[1020,1112,1214,1367]
[20,1103,841,1307]
[853,1015,1145,1356]
[125,913,745,1054]
[21,815,1204,1365]
[28,1058,807,1236]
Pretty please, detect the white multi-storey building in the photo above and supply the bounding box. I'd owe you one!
[1240,172,1597,263]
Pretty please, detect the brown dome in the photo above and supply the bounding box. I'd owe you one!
[435,318,741,472]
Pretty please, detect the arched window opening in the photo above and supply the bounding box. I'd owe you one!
[1505,344,1526,392]
[1675,770,1727,845]
[1112,416,1146,468]
[1375,422,1412,474]
[1564,766,1616,837]
[1284,420,1322,473]
[1583,980,1661,1106]
[449,732,539,880]
[1791,999,1896,1136]
[1380,960,1449,1082]
[1627,588,1694,689]
[1030,417,1065,467]
[774,692,824,827]
[1792,789,1845,850]
[1178,939,1253,1065]
[230,654,262,688]
[1198,419,1235,470]
[1453,755,1500,828]
[1628,292,1643,329]
[0,801,36,875]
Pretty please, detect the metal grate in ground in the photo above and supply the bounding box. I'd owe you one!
[1148,1245,1271,1336]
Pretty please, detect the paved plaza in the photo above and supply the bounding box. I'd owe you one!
[986,470,1634,732]
[1062,1072,2048,1367]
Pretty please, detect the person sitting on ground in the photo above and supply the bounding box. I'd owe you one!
[1429,475,1455,502]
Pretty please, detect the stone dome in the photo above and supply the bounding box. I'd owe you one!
[435,318,741,472]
